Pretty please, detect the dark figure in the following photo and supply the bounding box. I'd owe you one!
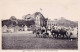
[51,29,59,38]
[43,32,49,38]
[33,29,36,34]
[41,29,45,34]
[59,28,68,38]
[51,28,68,39]
[36,29,40,37]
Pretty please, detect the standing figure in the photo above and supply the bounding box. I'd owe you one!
[41,26,45,34]
[36,28,41,37]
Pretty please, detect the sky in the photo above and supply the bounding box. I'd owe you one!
[0,0,80,21]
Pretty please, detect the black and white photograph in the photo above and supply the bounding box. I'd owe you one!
[0,0,79,50]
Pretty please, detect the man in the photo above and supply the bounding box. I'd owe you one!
[54,25,57,30]
[41,26,45,34]
[36,29,40,37]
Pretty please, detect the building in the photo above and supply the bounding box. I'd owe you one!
[2,25,8,33]
[47,19,58,29]
[32,12,46,28]
[23,12,46,29]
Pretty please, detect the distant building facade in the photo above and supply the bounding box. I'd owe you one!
[47,19,58,28]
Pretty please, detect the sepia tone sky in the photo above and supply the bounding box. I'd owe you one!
[0,0,80,21]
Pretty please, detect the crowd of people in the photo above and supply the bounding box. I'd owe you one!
[33,25,78,38]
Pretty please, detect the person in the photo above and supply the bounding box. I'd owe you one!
[57,26,61,30]
[54,25,57,30]
[68,26,72,31]
[48,26,50,30]
[41,26,45,34]
[52,26,55,29]
[24,25,28,31]
[33,29,36,34]
[36,29,40,37]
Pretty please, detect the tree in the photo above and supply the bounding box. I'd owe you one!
[22,14,31,20]
[10,16,17,21]
[10,16,18,26]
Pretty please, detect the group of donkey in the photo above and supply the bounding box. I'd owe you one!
[33,27,73,39]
